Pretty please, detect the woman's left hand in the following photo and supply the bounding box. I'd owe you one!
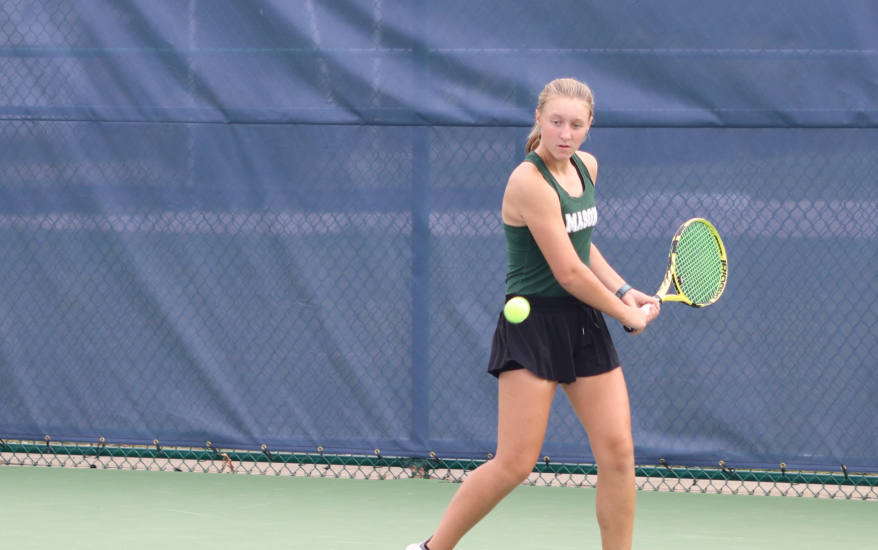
[622,289,661,323]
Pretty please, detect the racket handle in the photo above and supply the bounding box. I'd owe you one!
[624,304,655,333]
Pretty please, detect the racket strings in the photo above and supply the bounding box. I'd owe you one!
[674,222,724,305]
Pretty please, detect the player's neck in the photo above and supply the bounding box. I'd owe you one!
[535,146,574,176]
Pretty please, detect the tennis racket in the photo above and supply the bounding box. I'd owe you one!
[624,218,727,332]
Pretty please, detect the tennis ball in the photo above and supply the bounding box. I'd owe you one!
[504,296,530,324]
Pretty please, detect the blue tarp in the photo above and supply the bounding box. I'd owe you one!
[0,0,876,472]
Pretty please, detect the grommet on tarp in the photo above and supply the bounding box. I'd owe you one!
[154,439,162,454]
[660,458,672,473]
[374,448,384,464]
[780,463,786,477]
[841,465,849,480]
[45,435,51,452]
[543,456,551,466]
[261,444,274,461]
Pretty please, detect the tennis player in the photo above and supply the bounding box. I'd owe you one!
[406,77,660,550]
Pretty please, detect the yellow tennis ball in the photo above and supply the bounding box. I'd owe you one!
[504,296,530,324]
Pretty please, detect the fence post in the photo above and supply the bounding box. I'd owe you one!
[410,0,431,451]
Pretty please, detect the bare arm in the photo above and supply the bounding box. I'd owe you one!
[589,243,626,295]
[591,243,661,319]
[577,150,660,315]
[502,159,650,330]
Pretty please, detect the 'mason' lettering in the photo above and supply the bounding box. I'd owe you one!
[565,207,597,233]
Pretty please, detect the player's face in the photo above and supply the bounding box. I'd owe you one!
[536,97,592,160]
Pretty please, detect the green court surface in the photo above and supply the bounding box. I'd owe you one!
[1,466,875,549]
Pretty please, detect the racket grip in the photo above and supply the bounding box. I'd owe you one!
[623,304,655,333]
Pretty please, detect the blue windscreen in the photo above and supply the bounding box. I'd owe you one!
[0,0,875,472]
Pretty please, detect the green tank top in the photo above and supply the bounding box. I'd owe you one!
[504,151,597,297]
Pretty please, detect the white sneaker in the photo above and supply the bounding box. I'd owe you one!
[405,543,428,550]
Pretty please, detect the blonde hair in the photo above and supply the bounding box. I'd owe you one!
[525,78,595,154]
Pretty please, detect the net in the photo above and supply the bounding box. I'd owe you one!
[674,221,726,305]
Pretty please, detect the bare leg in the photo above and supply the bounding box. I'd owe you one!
[427,369,557,550]
[562,367,635,550]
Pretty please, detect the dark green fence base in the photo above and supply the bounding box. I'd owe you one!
[2,439,875,500]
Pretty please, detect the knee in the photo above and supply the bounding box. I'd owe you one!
[595,435,634,474]
[492,454,538,485]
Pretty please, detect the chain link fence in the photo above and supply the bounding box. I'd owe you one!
[1,0,877,488]
[3,439,877,500]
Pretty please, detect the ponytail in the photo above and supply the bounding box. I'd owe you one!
[524,122,541,154]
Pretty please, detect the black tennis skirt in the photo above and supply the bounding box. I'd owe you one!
[487,294,621,384]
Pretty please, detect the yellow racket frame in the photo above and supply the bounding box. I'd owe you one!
[655,217,728,307]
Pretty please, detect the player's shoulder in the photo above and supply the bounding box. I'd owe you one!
[505,159,555,202]
[503,159,561,224]
[575,150,597,166]
[575,150,599,183]
[507,158,541,187]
